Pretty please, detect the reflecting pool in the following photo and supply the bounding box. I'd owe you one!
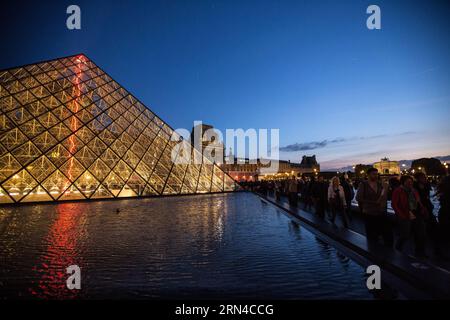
[0,192,373,299]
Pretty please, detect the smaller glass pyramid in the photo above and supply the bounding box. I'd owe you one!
[0,54,237,204]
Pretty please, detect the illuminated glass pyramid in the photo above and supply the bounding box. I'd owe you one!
[0,54,236,204]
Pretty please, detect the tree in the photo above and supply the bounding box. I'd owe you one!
[411,158,446,176]
[355,164,373,178]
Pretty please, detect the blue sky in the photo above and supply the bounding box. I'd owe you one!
[1,0,449,169]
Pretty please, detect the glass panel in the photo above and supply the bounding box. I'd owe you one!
[0,114,15,133]
[1,169,38,202]
[197,162,213,193]
[46,144,71,168]
[59,157,85,183]
[224,174,236,191]
[74,170,100,198]
[122,150,140,169]
[142,184,158,196]
[21,185,53,202]
[102,171,124,197]
[13,90,37,105]
[90,183,113,199]
[41,169,71,200]
[0,95,21,113]
[26,155,56,182]
[87,136,107,156]
[126,173,146,196]
[57,184,85,201]
[163,163,187,195]
[0,186,14,203]
[22,119,46,139]
[0,153,22,183]
[11,141,41,166]
[38,111,60,129]
[32,131,58,153]
[49,122,72,141]
[7,107,33,125]
[88,158,110,182]
[4,79,26,94]
[112,160,133,183]
[27,100,49,117]
[100,148,120,169]
[180,162,200,194]
[75,145,97,169]
[211,165,224,192]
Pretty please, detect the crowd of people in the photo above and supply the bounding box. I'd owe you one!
[240,169,450,260]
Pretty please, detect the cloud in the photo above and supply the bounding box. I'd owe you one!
[280,132,416,152]
[280,139,342,152]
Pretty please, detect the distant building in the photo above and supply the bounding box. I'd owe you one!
[373,157,400,175]
[191,123,224,164]
[222,158,259,182]
[223,155,321,181]
[298,155,320,173]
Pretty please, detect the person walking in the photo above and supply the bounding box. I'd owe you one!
[340,174,355,221]
[437,176,450,257]
[274,180,281,201]
[356,168,393,248]
[392,175,428,258]
[288,176,298,206]
[328,176,349,228]
[414,172,440,256]
[303,178,314,211]
[312,176,328,218]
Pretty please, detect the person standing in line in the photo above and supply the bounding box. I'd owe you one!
[414,172,434,216]
[437,176,450,257]
[340,174,355,221]
[288,176,298,206]
[356,168,393,248]
[392,175,428,258]
[312,176,328,218]
[275,180,281,201]
[388,175,401,202]
[328,176,349,228]
[414,172,440,256]
[304,177,314,211]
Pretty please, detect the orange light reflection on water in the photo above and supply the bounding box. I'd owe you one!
[30,203,85,299]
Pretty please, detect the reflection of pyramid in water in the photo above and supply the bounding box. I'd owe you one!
[0,54,236,204]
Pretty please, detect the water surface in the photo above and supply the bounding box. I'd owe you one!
[0,192,372,299]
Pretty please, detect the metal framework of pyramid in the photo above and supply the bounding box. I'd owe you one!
[0,54,236,204]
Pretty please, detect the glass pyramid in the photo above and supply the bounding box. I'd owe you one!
[0,54,237,204]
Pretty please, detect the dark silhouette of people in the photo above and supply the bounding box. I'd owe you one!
[392,175,427,258]
[437,175,450,258]
[340,174,355,221]
[312,176,328,219]
[414,172,440,256]
[328,176,349,228]
[356,168,393,248]
[287,176,298,206]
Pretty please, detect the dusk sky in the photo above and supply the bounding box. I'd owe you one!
[1,0,449,169]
